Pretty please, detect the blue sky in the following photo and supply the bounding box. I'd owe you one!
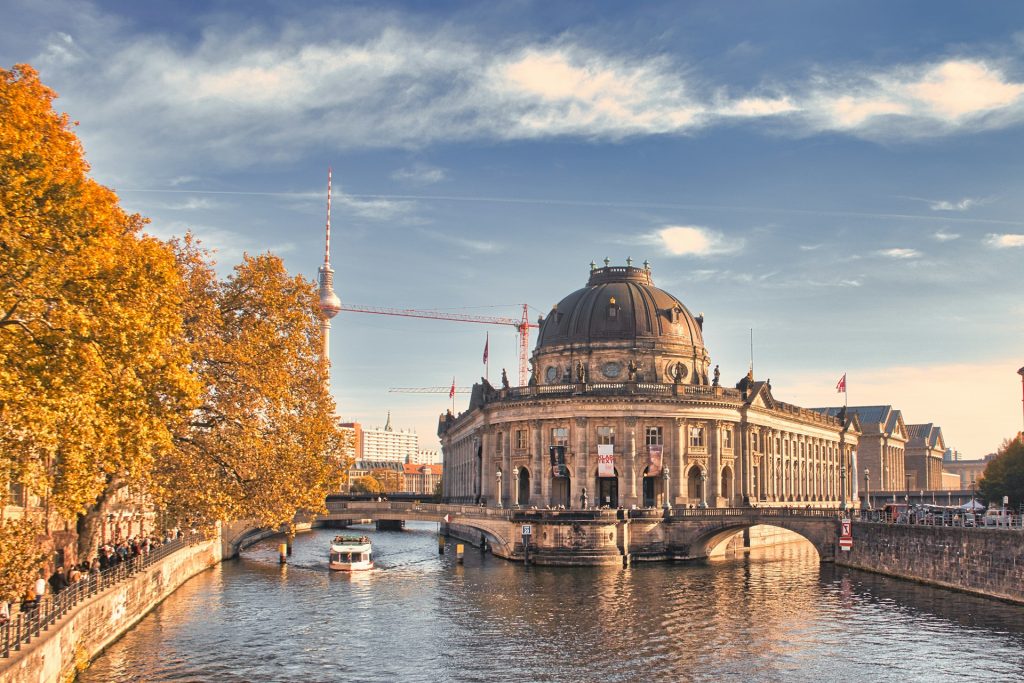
[5,0,1024,456]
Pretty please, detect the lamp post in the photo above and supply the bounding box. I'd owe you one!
[864,468,871,511]
[905,472,912,520]
[1017,366,1024,439]
[699,470,708,509]
[662,466,671,511]
[840,464,847,512]
[512,467,520,509]
[496,470,503,509]
[971,476,978,526]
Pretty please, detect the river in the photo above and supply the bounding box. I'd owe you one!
[79,522,1024,682]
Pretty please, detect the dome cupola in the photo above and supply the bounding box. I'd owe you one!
[530,260,710,386]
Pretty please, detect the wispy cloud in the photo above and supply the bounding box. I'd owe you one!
[932,230,960,241]
[391,163,447,185]
[985,233,1024,248]
[931,198,978,211]
[416,227,503,254]
[877,248,921,259]
[643,225,743,257]
[33,13,1024,179]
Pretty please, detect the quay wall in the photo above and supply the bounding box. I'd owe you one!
[0,538,221,683]
[837,522,1024,604]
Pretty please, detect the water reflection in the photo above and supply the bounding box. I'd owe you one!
[80,523,1024,683]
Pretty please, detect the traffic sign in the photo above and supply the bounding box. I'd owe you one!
[839,537,853,551]
[841,519,852,537]
[443,514,451,524]
[521,524,532,536]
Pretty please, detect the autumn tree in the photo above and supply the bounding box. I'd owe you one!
[159,244,344,532]
[351,475,384,494]
[0,64,199,565]
[978,438,1024,510]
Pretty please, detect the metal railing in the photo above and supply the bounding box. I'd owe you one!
[856,509,1024,530]
[324,500,845,523]
[0,531,206,659]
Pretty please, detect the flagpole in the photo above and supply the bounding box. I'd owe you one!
[484,332,490,383]
[844,371,848,409]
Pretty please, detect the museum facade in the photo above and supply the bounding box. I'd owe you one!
[439,262,861,509]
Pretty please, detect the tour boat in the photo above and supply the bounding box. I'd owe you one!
[329,535,373,571]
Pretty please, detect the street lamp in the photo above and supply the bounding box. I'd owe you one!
[840,464,847,512]
[512,466,520,509]
[1017,366,1024,439]
[971,477,978,526]
[496,469,503,509]
[905,472,912,520]
[662,466,671,511]
[864,468,871,511]
[699,470,708,509]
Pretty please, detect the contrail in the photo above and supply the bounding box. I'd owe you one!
[117,188,1024,227]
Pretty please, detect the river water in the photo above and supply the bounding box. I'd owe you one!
[80,522,1024,682]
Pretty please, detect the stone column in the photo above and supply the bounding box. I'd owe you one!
[708,420,720,506]
[533,420,545,501]
[674,418,686,505]
[576,417,588,505]
[480,429,492,503]
[738,417,750,503]
[625,417,638,505]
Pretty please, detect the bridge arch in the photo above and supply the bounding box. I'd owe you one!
[681,517,836,562]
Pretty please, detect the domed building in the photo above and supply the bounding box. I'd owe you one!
[439,261,860,510]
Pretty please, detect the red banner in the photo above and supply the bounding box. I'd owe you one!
[647,445,663,477]
[597,444,615,478]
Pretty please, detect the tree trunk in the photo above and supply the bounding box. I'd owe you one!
[76,476,126,561]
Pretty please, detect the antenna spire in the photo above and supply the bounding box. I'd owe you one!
[325,167,332,265]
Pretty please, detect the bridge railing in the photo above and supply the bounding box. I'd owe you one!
[324,501,845,523]
[324,500,517,520]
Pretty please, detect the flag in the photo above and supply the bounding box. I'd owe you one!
[449,377,456,399]
[482,333,489,365]
[836,373,846,393]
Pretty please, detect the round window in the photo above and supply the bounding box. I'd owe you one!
[602,361,622,379]
[545,366,558,382]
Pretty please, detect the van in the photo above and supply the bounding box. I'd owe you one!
[983,509,1013,528]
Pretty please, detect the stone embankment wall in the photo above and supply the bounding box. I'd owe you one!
[0,538,221,683]
[837,522,1024,604]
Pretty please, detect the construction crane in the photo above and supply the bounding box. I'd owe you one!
[340,303,538,386]
[389,387,471,394]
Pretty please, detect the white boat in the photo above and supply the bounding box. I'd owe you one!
[329,535,373,571]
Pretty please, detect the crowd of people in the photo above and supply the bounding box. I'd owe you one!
[1,531,186,627]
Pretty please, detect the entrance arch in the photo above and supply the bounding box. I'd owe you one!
[596,469,619,508]
[721,465,733,503]
[551,473,570,508]
[517,468,531,507]
[687,465,702,503]
[642,466,664,508]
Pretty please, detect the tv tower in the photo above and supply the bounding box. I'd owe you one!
[318,168,342,382]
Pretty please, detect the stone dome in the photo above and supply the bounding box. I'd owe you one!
[531,262,711,385]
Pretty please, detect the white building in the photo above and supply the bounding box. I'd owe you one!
[361,412,419,463]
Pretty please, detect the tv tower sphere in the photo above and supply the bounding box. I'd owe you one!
[318,167,342,320]
[319,265,341,319]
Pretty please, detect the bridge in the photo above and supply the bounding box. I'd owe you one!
[316,500,846,566]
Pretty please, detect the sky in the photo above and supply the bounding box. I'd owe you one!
[4,0,1023,457]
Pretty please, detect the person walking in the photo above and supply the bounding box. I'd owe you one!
[49,566,68,595]
[33,570,47,608]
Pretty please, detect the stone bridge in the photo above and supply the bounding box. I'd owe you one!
[319,501,844,566]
